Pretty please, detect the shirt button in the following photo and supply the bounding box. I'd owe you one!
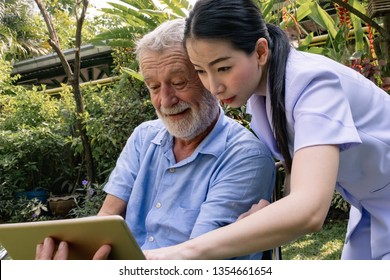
[148,236,155,242]
[169,168,175,173]
[156,202,161,208]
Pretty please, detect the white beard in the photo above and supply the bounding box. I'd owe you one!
[157,91,219,140]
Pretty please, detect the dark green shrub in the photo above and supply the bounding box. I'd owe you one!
[5,197,51,223]
[0,80,78,197]
[69,182,106,218]
[331,191,350,213]
[1,57,84,201]
[79,74,155,182]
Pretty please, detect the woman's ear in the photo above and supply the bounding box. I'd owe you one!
[255,38,269,66]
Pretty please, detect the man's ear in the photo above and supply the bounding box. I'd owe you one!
[255,38,269,66]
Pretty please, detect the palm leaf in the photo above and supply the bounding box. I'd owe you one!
[122,67,144,81]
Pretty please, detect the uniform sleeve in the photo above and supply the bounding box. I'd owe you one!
[291,71,362,152]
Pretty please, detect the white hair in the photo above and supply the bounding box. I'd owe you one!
[135,18,185,63]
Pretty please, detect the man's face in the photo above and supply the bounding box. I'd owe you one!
[140,45,218,140]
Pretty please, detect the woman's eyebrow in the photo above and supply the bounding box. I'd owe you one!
[192,56,231,68]
[209,56,231,66]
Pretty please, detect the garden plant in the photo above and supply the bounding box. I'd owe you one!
[1,0,389,259]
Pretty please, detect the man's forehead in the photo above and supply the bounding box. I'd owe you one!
[142,59,191,80]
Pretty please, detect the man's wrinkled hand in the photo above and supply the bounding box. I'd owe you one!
[237,199,270,220]
[35,237,111,260]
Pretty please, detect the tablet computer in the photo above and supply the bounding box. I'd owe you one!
[0,215,145,260]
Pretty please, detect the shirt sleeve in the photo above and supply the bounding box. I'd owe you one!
[189,142,276,239]
[103,126,142,202]
[291,71,362,152]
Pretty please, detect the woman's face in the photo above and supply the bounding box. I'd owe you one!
[185,38,268,108]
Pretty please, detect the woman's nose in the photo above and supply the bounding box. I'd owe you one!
[209,79,223,96]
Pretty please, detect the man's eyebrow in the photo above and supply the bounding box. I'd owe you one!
[143,68,185,82]
[192,56,231,68]
[170,68,185,74]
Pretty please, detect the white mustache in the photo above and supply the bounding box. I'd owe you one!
[160,102,190,115]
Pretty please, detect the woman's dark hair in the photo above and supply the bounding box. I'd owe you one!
[185,0,292,172]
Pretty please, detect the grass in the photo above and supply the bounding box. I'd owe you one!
[282,219,347,260]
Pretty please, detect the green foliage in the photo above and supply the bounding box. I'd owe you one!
[0,59,22,95]
[2,197,51,223]
[0,62,78,198]
[0,88,68,131]
[91,0,193,48]
[73,74,155,182]
[0,127,74,192]
[331,191,350,213]
[274,0,367,65]
[1,39,156,223]
[69,182,106,218]
[0,182,16,223]
[223,105,252,130]
[0,0,50,61]
[44,5,103,50]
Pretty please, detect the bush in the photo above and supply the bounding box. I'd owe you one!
[5,197,50,223]
[0,87,77,196]
[78,74,155,182]
[1,57,156,222]
[69,182,106,218]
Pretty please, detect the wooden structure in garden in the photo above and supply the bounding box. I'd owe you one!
[367,0,390,18]
[11,44,114,89]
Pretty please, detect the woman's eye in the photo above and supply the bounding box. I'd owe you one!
[218,67,230,72]
[195,69,205,74]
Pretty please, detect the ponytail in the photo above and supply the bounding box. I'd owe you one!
[266,23,292,173]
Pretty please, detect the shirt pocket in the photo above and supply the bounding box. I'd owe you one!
[167,207,200,240]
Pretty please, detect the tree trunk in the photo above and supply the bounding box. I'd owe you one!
[34,0,96,184]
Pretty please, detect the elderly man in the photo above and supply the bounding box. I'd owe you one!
[36,19,275,260]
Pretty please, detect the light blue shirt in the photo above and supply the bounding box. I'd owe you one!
[104,108,275,259]
[247,48,390,259]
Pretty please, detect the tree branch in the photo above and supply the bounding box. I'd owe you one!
[73,0,89,82]
[34,0,96,183]
[34,0,74,82]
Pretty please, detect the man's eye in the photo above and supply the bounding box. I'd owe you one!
[148,85,159,91]
[173,81,186,88]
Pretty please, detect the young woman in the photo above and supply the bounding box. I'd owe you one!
[144,0,390,260]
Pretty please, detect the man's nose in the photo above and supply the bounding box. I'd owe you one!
[160,84,178,107]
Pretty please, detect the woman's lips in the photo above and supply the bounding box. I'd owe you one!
[222,96,235,104]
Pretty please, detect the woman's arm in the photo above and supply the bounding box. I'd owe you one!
[144,144,339,259]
